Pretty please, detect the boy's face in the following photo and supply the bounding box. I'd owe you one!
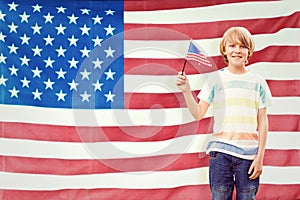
[224,41,249,67]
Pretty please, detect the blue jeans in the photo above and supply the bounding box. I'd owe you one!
[209,151,259,200]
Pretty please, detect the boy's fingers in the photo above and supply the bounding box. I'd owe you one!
[249,168,262,180]
[248,164,254,174]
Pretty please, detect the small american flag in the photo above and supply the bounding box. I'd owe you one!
[186,41,212,67]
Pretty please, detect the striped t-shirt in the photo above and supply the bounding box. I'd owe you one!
[198,67,272,160]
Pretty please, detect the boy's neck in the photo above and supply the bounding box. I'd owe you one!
[227,64,248,74]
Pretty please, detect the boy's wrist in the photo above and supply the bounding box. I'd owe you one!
[182,90,193,97]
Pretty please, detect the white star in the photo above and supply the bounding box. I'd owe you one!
[32,4,42,12]
[80,68,91,80]
[0,75,8,86]
[80,91,91,102]
[56,90,67,101]
[56,6,66,13]
[80,24,90,35]
[92,35,103,47]
[44,57,55,68]
[80,46,90,58]
[20,77,30,88]
[68,79,79,91]
[8,2,19,11]
[92,15,103,24]
[104,68,116,80]
[80,8,90,15]
[9,65,18,76]
[19,11,30,23]
[32,45,42,56]
[31,67,42,78]
[0,10,6,21]
[31,23,42,34]
[104,91,115,102]
[92,80,103,91]
[20,34,30,45]
[104,24,115,36]
[55,24,66,35]
[104,46,115,58]
[0,32,7,42]
[44,78,55,90]
[0,53,7,64]
[9,87,19,98]
[43,13,54,23]
[92,58,103,69]
[20,55,30,66]
[32,89,42,100]
[68,14,78,24]
[68,57,79,69]
[56,68,67,79]
[105,10,115,15]
[44,35,54,46]
[8,22,18,33]
[68,35,78,46]
[8,43,18,54]
[56,46,66,57]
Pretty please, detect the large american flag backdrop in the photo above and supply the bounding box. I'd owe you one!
[0,0,299,199]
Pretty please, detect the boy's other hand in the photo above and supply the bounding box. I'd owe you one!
[176,72,190,93]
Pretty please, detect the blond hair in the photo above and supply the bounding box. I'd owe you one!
[219,27,255,65]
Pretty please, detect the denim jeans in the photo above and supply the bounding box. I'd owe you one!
[209,151,259,200]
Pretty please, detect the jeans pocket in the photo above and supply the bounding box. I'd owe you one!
[209,151,219,159]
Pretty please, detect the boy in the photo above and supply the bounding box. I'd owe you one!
[176,27,272,199]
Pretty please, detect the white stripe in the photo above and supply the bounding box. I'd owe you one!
[0,134,209,159]
[124,0,299,24]
[124,74,206,94]
[1,168,207,190]
[124,73,207,93]
[0,105,196,126]
[268,97,300,115]
[0,97,298,126]
[248,62,300,80]
[0,132,298,160]
[261,166,300,185]
[124,28,300,57]
[124,63,300,94]
[0,166,299,190]
[266,132,300,150]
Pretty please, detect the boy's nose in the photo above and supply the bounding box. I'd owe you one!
[234,46,241,52]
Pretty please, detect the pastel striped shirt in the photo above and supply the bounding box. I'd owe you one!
[198,67,272,160]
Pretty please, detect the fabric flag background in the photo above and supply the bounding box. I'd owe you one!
[0,0,299,199]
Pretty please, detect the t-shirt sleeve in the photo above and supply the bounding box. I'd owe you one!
[258,78,272,109]
[197,75,215,104]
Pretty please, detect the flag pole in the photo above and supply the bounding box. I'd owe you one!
[181,39,192,74]
[181,59,187,74]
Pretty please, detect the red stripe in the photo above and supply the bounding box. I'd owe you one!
[124,12,300,40]
[0,150,298,175]
[267,80,300,97]
[124,0,277,11]
[0,119,213,142]
[124,86,298,109]
[0,153,208,174]
[2,115,298,142]
[124,46,300,75]
[0,184,299,200]
[186,54,212,67]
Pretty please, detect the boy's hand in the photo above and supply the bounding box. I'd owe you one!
[248,157,263,180]
[176,72,190,93]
